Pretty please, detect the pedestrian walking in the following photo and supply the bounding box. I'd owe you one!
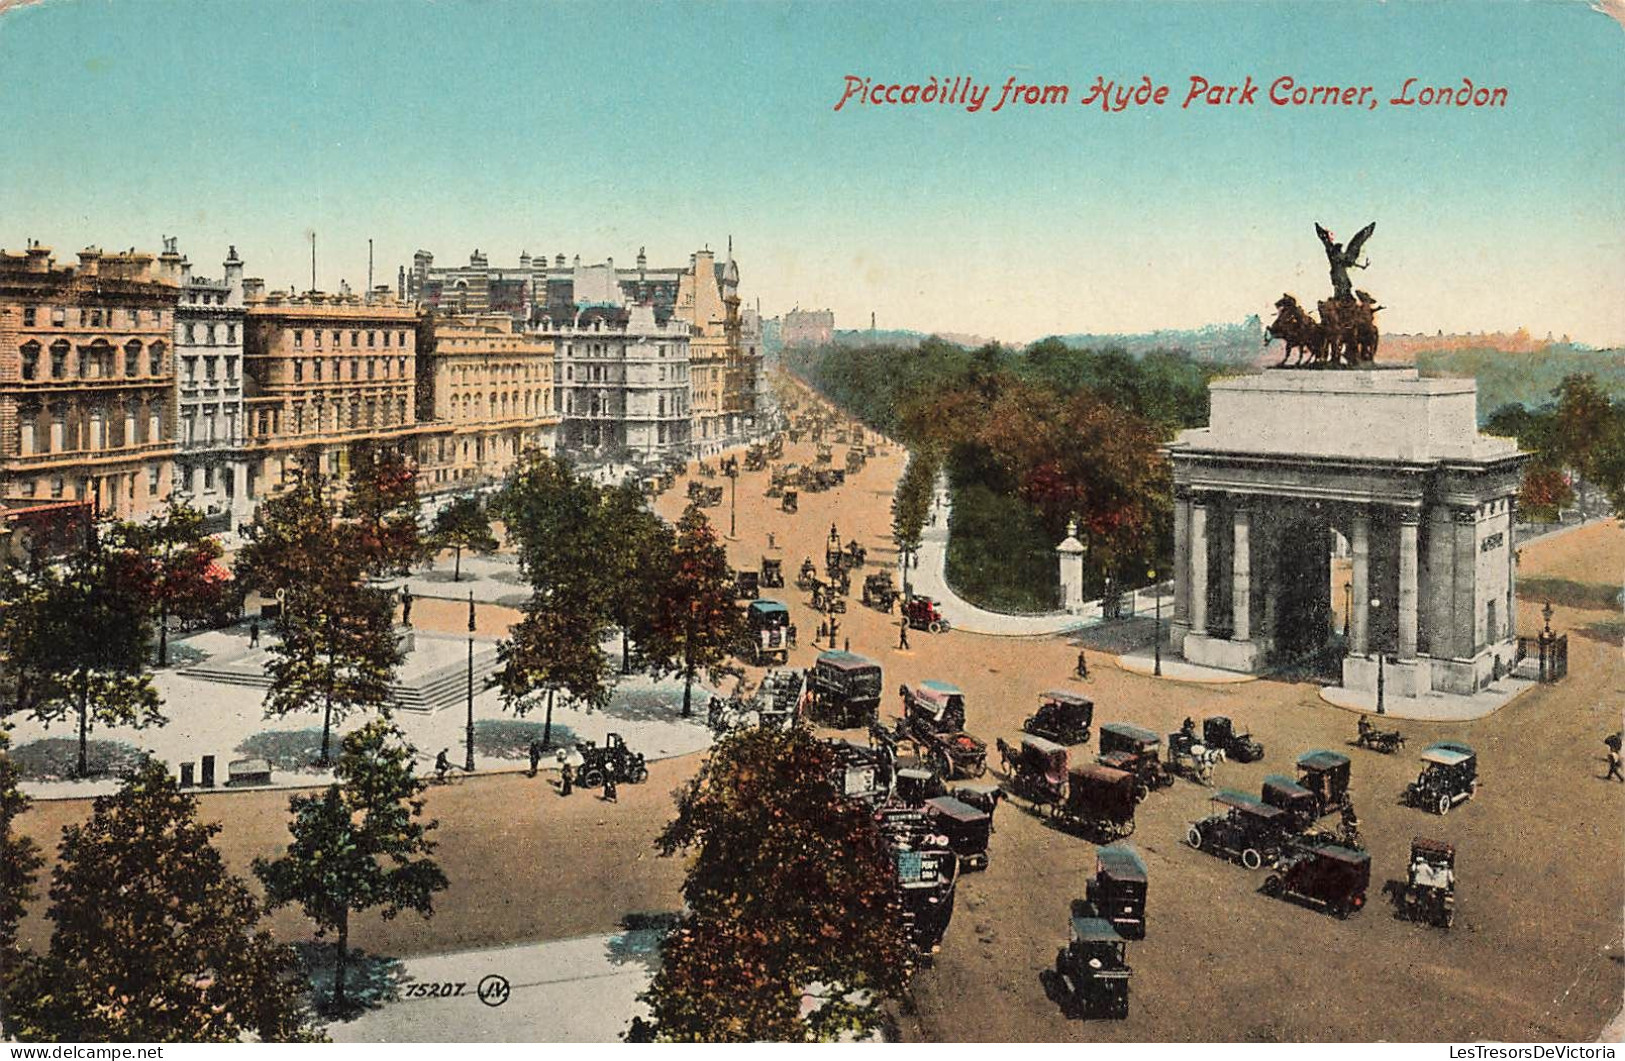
[1606,746,1624,783]
[560,762,574,796]
[248,619,261,648]
[602,771,618,803]
[1076,649,1090,680]
[844,637,850,652]
[828,617,840,648]
[898,617,910,651]
[528,739,543,777]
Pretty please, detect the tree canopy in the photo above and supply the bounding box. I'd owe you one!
[642,726,912,1041]
[5,761,316,1042]
[255,721,446,1014]
[641,505,748,718]
[427,495,498,582]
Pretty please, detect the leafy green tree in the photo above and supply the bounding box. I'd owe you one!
[0,548,163,777]
[237,468,403,765]
[642,506,748,718]
[598,482,674,672]
[256,721,447,1015]
[891,452,937,590]
[496,602,611,748]
[641,726,912,1041]
[105,501,232,667]
[493,453,609,607]
[346,442,423,578]
[427,495,498,582]
[4,761,317,1042]
[0,728,43,957]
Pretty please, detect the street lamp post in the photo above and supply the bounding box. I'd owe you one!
[1148,567,1162,677]
[727,460,738,539]
[1343,584,1353,641]
[1370,596,1385,715]
[465,590,476,772]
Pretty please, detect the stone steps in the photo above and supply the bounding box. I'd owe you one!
[182,646,503,714]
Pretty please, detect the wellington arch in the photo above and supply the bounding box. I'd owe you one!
[1164,366,1528,697]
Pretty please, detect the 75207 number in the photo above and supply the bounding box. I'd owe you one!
[405,982,467,999]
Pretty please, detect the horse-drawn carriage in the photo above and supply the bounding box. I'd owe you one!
[1051,763,1138,840]
[796,557,819,590]
[862,571,900,611]
[997,735,1068,806]
[1261,774,1320,832]
[1098,723,1175,800]
[1165,729,1223,787]
[760,557,784,589]
[896,681,987,780]
[781,489,799,513]
[1077,845,1149,940]
[1295,750,1353,817]
[1354,714,1406,754]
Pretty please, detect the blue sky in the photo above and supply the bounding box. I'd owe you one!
[2,0,1622,344]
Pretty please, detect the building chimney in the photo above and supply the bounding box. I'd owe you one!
[224,247,244,306]
[243,277,266,302]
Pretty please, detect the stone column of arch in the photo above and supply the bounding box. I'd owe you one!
[1189,497,1209,636]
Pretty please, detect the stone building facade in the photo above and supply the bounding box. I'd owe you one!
[241,287,424,498]
[782,307,834,348]
[0,243,180,520]
[538,303,691,460]
[1166,368,1526,697]
[164,240,248,524]
[414,313,557,492]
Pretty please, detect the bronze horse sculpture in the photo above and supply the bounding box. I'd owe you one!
[1267,292,1382,367]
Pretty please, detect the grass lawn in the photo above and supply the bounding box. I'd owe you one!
[943,480,1060,614]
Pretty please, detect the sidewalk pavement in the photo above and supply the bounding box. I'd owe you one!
[1114,649,1259,684]
[1318,674,1537,722]
[327,931,659,1043]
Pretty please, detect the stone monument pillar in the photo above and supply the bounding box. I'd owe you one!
[1056,521,1086,614]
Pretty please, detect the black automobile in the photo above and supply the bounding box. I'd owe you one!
[1079,844,1148,940]
[1024,690,1094,746]
[925,794,993,871]
[1261,774,1319,832]
[1051,916,1130,1020]
[1295,749,1353,816]
[1203,716,1264,762]
[1404,742,1478,815]
[734,569,760,601]
[1263,842,1371,919]
[1186,790,1292,870]
[574,733,649,788]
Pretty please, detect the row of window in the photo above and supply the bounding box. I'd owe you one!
[19,339,166,381]
[182,356,238,385]
[454,391,545,422]
[21,306,166,329]
[291,329,410,350]
[13,402,165,457]
[12,466,163,502]
[182,322,238,346]
[446,362,548,384]
[257,396,412,439]
[291,356,410,383]
[561,342,682,359]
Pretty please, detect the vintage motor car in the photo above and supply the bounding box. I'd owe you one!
[862,570,900,611]
[1024,690,1094,746]
[1261,774,1319,832]
[1077,844,1148,940]
[1051,916,1131,1020]
[1295,749,1353,816]
[734,568,760,601]
[1354,714,1407,754]
[1203,715,1264,762]
[1387,836,1456,928]
[925,794,993,871]
[805,650,883,729]
[1097,722,1174,799]
[1404,742,1479,815]
[574,733,649,788]
[744,444,767,471]
[1050,762,1137,841]
[760,556,785,589]
[996,735,1069,808]
[781,489,799,513]
[1186,790,1293,870]
[1263,842,1371,919]
[902,595,952,633]
[742,599,796,666]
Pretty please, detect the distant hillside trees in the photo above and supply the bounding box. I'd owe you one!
[1486,372,1625,519]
